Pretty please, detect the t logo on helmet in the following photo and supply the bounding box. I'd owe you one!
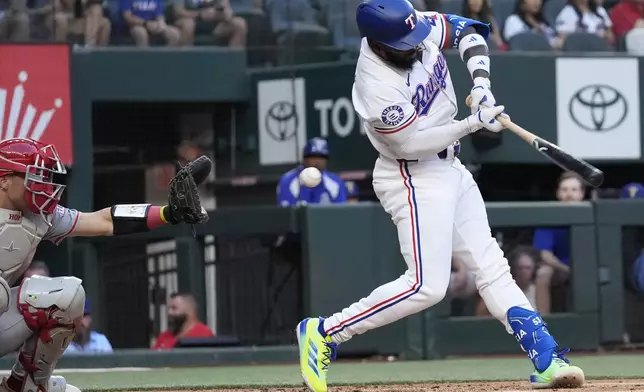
[405,13,416,30]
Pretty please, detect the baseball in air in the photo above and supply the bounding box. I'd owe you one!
[299,167,322,187]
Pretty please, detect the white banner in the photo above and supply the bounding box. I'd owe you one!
[556,58,641,160]
[257,78,306,166]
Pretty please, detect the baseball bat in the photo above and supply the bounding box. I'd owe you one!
[465,96,604,188]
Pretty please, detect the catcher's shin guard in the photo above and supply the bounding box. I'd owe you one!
[8,276,85,392]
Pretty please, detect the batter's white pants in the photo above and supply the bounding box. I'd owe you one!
[323,156,533,344]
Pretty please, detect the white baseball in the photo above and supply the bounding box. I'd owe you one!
[299,167,322,187]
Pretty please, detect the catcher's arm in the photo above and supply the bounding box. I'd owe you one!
[71,156,211,237]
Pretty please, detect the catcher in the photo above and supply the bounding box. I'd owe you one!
[0,138,210,392]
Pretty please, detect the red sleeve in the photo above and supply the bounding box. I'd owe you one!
[611,4,636,38]
[152,331,177,350]
[185,323,214,338]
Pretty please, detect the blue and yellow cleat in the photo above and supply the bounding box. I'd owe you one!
[296,318,337,392]
[530,350,585,389]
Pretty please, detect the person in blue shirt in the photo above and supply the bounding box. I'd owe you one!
[120,0,181,46]
[532,171,585,314]
[277,138,347,206]
[345,181,359,204]
[64,299,114,354]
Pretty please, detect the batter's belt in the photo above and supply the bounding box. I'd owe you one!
[391,140,461,163]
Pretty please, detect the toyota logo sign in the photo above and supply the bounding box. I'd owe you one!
[568,84,628,132]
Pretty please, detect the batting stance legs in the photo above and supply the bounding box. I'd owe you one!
[296,157,584,392]
[0,276,85,392]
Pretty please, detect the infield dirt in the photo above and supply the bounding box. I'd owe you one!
[141,379,644,391]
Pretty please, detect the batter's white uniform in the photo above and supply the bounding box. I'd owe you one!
[321,12,533,343]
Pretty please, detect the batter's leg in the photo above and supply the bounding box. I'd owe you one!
[0,276,85,392]
[296,159,460,392]
[450,160,584,389]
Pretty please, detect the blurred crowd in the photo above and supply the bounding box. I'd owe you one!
[448,171,644,318]
[2,0,644,53]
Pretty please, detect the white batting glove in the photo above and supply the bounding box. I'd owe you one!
[469,77,496,114]
[466,105,508,133]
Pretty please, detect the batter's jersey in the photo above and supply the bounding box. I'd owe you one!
[0,205,79,286]
[352,11,462,161]
[277,167,348,206]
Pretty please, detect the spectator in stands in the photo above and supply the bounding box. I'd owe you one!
[532,171,585,314]
[610,0,644,39]
[448,257,477,301]
[23,260,50,279]
[504,0,563,48]
[65,299,114,354]
[0,0,29,41]
[171,0,247,47]
[345,181,359,203]
[461,0,505,48]
[621,182,644,199]
[153,292,213,350]
[476,246,539,315]
[50,0,111,45]
[121,0,181,46]
[277,138,347,206]
[555,0,615,45]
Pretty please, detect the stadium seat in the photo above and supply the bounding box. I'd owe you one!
[508,31,553,51]
[275,24,340,65]
[326,0,362,49]
[492,0,514,35]
[562,32,612,52]
[543,0,566,26]
[265,0,319,33]
[438,0,462,15]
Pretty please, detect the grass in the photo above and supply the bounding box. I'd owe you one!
[60,354,644,390]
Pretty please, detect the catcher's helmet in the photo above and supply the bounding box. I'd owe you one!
[356,0,430,51]
[0,138,66,220]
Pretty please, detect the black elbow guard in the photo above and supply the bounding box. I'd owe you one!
[110,204,152,235]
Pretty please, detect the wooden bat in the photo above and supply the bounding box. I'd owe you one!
[465,96,604,188]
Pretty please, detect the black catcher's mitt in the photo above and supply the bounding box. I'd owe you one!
[167,155,212,224]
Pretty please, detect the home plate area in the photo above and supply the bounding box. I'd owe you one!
[134,380,644,392]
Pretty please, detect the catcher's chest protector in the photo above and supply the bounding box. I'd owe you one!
[0,209,48,286]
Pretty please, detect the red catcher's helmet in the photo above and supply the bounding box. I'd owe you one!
[0,138,66,221]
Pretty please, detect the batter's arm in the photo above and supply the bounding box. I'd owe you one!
[442,14,491,80]
[360,86,485,159]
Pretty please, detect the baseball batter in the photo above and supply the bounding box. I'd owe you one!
[296,1,585,391]
[0,138,208,392]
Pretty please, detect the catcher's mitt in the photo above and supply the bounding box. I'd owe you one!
[167,155,211,224]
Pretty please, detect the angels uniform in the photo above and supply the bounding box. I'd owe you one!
[296,1,585,391]
[0,139,85,392]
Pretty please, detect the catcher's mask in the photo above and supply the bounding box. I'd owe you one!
[0,138,66,224]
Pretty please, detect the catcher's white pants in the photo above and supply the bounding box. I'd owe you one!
[323,156,533,344]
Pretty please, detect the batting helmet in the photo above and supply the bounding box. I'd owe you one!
[356,0,430,51]
[303,137,329,159]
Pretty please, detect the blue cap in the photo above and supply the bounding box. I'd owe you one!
[345,181,359,198]
[621,183,644,199]
[356,0,430,51]
[303,137,329,158]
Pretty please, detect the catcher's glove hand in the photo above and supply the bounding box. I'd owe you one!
[167,155,211,224]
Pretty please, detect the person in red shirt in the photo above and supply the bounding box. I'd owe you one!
[611,0,644,39]
[152,292,213,350]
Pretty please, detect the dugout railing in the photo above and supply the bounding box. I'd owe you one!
[66,201,642,360]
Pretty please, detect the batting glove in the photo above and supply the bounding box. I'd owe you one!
[466,105,508,133]
[469,77,496,114]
